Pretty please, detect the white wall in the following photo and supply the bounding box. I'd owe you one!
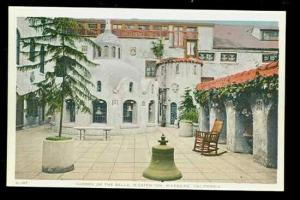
[198,26,214,51]
[201,49,278,78]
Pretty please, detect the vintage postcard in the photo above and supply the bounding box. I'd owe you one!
[7,7,285,191]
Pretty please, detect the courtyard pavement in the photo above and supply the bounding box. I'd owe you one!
[15,126,277,183]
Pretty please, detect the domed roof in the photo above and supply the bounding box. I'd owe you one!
[94,20,121,46]
[94,30,121,46]
[90,59,143,90]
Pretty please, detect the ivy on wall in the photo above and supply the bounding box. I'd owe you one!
[194,74,279,108]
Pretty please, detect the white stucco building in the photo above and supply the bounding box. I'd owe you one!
[16,18,279,137]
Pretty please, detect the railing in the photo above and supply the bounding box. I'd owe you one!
[184,31,198,40]
[77,28,102,37]
[76,28,198,40]
[112,29,170,39]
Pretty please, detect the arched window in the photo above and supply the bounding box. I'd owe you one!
[93,99,107,123]
[112,46,116,58]
[129,82,133,92]
[176,64,179,74]
[97,81,101,92]
[161,66,164,75]
[29,38,35,62]
[97,47,102,57]
[16,29,20,65]
[151,84,154,94]
[104,45,109,57]
[40,45,45,73]
[118,48,121,59]
[193,65,197,75]
[123,100,137,123]
[66,99,75,122]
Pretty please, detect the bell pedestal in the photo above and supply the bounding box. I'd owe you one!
[143,134,182,181]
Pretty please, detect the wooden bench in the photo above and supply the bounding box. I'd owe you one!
[74,126,114,141]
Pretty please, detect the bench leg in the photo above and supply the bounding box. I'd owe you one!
[79,130,82,140]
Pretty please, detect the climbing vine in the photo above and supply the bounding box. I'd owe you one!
[151,38,164,59]
[194,74,279,108]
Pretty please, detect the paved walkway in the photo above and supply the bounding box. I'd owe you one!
[15,126,277,183]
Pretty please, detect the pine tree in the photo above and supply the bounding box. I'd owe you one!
[18,17,100,137]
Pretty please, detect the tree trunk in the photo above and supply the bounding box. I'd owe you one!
[58,76,65,137]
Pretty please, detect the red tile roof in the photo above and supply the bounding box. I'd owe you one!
[196,61,279,91]
[157,57,202,65]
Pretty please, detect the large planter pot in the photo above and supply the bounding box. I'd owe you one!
[42,138,75,173]
[192,123,199,136]
[179,120,193,137]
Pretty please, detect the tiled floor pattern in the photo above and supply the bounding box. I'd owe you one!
[15,126,277,183]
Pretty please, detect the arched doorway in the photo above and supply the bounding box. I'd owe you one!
[215,103,227,144]
[16,93,24,130]
[93,99,107,123]
[170,102,177,125]
[123,100,137,123]
[203,104,210,132]
[267,103,278,168]
[235,101,253,154]
[148,100,155,123]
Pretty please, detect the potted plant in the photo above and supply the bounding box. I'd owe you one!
[179,108,198,137]
[178,88,198,137]
[19,17,99,173]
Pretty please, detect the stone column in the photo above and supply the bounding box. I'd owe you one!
[209,105,217,130]
[224,101,237,152]
[198,105,209,132]
[252,99,272,167]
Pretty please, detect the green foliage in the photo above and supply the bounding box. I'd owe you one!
[46,136,72,141]
[194,75,279,107]
[180,108,198,123]
[18,17,100,137]
[151,38,164,59]
[179,88,198,123]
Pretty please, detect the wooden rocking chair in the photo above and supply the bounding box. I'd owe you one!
[193,119,224,155]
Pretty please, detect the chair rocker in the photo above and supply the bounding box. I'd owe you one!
[193,119,224,155]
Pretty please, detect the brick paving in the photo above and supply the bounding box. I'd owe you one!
[15,126,277,183]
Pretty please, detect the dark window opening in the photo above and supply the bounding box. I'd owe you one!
[221,53,237,62]
[93,99,107,123]
[66,99,75,122]
[199,52,215,61]
[262,30,279,41]
[97,81,101,92]
[123,100,136,123]
[129,82,133,92]
[262,53,279,62]
[145,61,156,77]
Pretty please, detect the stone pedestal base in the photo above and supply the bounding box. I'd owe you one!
[42,139,75,173]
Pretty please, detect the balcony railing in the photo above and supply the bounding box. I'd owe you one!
[184,31,198,40]
[76,28,198,41]
[77,28,102,37]
[112,29,170,39]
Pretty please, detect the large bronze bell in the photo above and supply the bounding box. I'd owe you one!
[143,134,182,181]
